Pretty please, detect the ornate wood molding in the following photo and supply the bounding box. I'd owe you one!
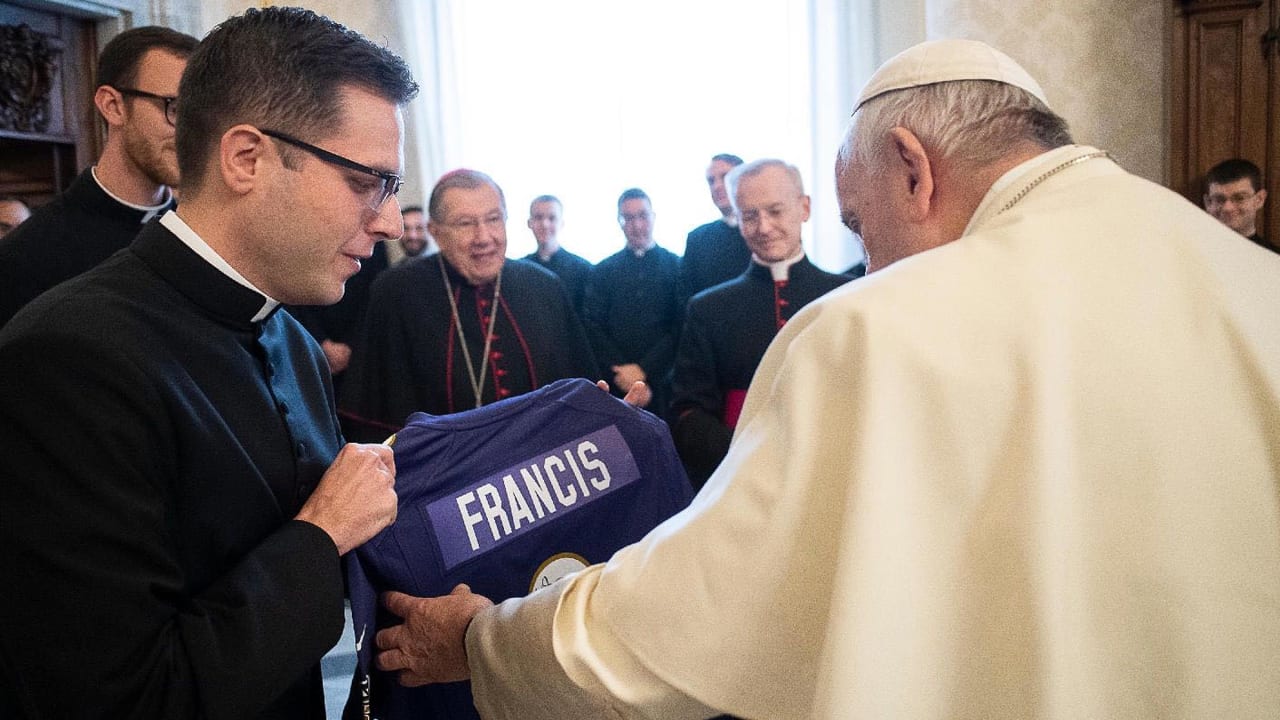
[2,1,136,21]
[1177,0,1264,14]
[0,24,59,133]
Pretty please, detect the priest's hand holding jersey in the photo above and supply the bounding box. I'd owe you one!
[294,442,397,555]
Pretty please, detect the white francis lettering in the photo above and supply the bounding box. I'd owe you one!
[532,459,559,518]
[477,484,511,542]
[458,491,484,551]
[454,440,615,552]
[578,441,611,491]
[551,449,579,505]
[521,464,555,519]
[503,473,535,530]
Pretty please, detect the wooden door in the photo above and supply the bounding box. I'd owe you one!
[1170,0,1279,245]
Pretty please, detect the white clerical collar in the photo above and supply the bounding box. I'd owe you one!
[752,247,806,281]
[91,166,172,222]
[630,240,656,258]
[160,211,279,322]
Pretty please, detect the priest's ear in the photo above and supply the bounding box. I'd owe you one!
[217,125,271,197]
[94,86,130,131]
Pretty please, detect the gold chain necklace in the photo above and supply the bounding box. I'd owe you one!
[439,256,503,409]
[997,150,1112,215]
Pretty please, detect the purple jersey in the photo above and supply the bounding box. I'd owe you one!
[346,378,692,718]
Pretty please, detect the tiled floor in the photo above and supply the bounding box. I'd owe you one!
[320,603,357,719]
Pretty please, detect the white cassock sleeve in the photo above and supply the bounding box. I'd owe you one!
[466,568,721,719]
[462,272,867,719]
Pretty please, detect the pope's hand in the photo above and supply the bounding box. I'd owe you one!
[375,585,495,686]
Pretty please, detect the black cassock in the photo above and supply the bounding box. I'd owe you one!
[521,247,593,313]
[0,221,345,718]
[670,256,852,488]
[0,168,173,328]
[582,245,681,411]
[340,254,598,441]
[677,218,751,310]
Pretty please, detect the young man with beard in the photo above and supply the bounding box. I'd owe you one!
[0,26,198,327]
[398,204,432,259]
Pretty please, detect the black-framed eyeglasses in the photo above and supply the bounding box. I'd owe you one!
[114,88,178,126]
[260,129,403,211]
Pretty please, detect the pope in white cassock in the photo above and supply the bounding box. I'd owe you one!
[373,39,1280,719]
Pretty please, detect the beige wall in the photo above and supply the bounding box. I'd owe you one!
[924,0,1169,183]
[188,1,425,222]
[196,1,401,42]
[149,1,1171,188]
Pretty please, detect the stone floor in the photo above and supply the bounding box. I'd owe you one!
[320,603,357,719]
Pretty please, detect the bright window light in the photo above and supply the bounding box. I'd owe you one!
[443,0,815,262]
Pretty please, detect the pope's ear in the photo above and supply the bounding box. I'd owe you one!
[888,127,934,221]
[218,125,269,196]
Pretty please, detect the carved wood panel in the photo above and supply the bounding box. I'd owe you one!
[0,3,99,207]
[0,23,57,133]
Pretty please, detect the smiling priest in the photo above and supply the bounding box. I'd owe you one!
[339,169,599,439]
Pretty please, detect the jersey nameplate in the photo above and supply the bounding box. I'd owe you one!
[426,425,641,570]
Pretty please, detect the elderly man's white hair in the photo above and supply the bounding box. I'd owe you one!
[844,81,1073,172]
[840,39,1073,173]
[725,159,806,212]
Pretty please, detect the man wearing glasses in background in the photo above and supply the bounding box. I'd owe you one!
[0,26,198,327]
[0,8,415,718]
[1204,158,1270,251]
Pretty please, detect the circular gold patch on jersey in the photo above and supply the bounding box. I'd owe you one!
[529,552,589,593]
